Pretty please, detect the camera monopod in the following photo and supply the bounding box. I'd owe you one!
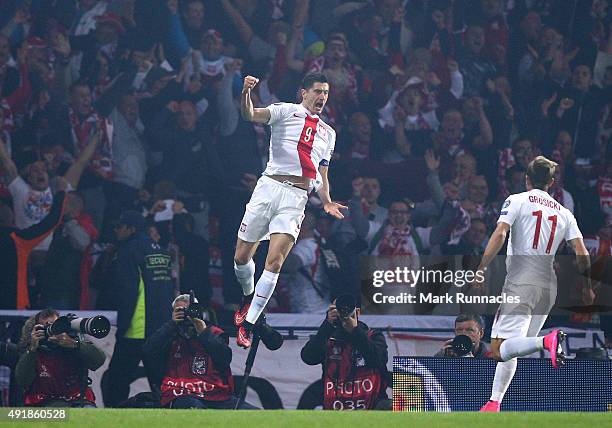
[234,315,284,409]
[234,330,261,409]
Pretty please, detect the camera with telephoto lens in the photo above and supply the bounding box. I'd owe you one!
[333,294,357,328]
[36,314,111,339]
[445,334,475,357]
[36,314,111,351]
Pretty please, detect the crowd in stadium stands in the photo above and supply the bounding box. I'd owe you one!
[0,0,611,345]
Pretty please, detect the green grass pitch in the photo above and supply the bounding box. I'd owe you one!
[1,409,610,428]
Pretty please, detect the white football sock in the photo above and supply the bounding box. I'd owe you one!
[234,260,255,296]
[245,270,279,324]
[490,359,517,402]
[500,337,544,361]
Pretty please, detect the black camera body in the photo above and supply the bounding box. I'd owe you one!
[333,294,357,329]
[36,323,79,352]
[180,290,203,322]
[177,291,205,338]
[36,316,71,339]
[445,334,475,357]
[181,305,202,321]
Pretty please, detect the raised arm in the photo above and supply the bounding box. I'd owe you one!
[0,135,18,183]
[220,0,254,45]
[424,149,445,210]
[63,129,102,189]
[217,60,241,136]
[286,26,305,72]
[241,75,271,123]
[474,97,493,146]
[165,0,191,60]
[347,184,370,239]
[285,0,310,72]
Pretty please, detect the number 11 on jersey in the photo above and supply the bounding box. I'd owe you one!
[532,210,557,254]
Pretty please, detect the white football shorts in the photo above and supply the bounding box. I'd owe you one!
[491,281,556,339]
[237,175,308,243]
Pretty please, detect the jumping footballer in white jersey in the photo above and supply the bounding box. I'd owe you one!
[232,73,347,348]
[475,156,594,412]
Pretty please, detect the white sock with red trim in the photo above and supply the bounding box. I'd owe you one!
[490,359,517,402]
[245,270,279,324]
[234,260,255,296]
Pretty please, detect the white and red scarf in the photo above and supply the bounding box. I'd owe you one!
[307,56,358,103]
[68,108,113,179]
[598,175,612,225]
[550,185,565,207]
[1,98,14,132]
[372,225,418,256]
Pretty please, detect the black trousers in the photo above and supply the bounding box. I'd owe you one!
[102,337,155,407]
[170,395,258,409]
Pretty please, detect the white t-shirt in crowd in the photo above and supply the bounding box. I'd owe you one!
[8,176,54,251]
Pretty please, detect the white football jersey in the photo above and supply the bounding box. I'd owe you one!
[498,188,582,287]
[263,102,336,180]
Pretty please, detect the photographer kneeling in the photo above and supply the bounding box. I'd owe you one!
[144,294,256,409]
[434,314,492,358]
[301,295,391,410]
[15,309,106,407]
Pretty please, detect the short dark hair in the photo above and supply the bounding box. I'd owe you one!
[526,156,557,190]
[301,73,328,90]
[35,308,60,324]
[469,217,487,227]
[455,314,484,329]
[118,90,137,102]
[19,309,60,352]
[505,165,526,181]
[69,80,90,94]
[466,22,485,32]
[185,0,204,8]
[390,199,415,210]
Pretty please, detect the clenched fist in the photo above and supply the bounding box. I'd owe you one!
[243,75,259,93]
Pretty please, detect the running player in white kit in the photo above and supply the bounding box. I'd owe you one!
[474,156,595,412]
[233,73,346,348]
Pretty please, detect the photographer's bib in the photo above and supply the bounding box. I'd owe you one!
[160,328,233,406]
[24,351,95,406]
[323,336,383,410]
